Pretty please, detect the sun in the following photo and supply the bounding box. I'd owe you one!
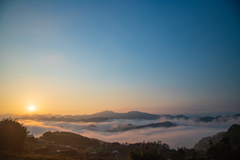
[29,106,35,111]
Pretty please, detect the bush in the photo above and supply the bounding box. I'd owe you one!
[0,118,29,152]
[129,141,168,160]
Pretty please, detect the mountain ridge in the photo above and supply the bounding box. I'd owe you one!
[106,121,177,132]
[1,111,240,123]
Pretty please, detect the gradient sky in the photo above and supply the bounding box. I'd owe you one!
[0,0,240,115]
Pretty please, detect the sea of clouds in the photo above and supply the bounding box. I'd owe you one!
[17,117,240,149]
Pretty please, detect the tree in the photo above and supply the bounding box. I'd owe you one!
[207,137,232,160]
[129,141,167,160]
[207,124,240,160]
[0,118,29,152]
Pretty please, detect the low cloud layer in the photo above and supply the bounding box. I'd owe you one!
[18,117,240,149]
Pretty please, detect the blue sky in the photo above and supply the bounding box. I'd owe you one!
[0,0,240,115]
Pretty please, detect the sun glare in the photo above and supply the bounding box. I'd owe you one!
[29,106,35,111]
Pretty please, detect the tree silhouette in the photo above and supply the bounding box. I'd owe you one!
[0,118,29,152]
[129,141,167,160]
[207,124,240,160]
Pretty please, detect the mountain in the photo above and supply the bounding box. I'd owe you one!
[5,111,240,123]
[193,113,240,123]
[135,121,177,129]
[40,131,103,149]
[38,131,130,159]
[83,124,97,130]
[88,110,160,120]
[107,124,135,132]
[20,114,78,122]
[193,124,240,151]
[193,132,225,151]
[79,117,111,122]
[19,110,161,122]
[107,121,177,132]
[117,111,160,119]
[20,114,49,120]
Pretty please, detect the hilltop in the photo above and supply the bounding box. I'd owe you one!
[194,124,240,152]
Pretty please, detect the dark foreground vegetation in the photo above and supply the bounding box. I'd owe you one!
[0,118,29,152]
[0,118,239,160]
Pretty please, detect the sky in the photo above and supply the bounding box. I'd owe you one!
[0,0,240,115]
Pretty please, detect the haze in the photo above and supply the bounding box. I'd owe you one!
[0,0,240,115]
[17,112,240,149]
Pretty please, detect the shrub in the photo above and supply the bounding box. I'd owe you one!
[0,118,29,152]
[129,141,167,160]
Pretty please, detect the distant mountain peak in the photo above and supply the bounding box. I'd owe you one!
[98,110,115,114]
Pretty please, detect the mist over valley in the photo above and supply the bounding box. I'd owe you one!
[2,111,239,149]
